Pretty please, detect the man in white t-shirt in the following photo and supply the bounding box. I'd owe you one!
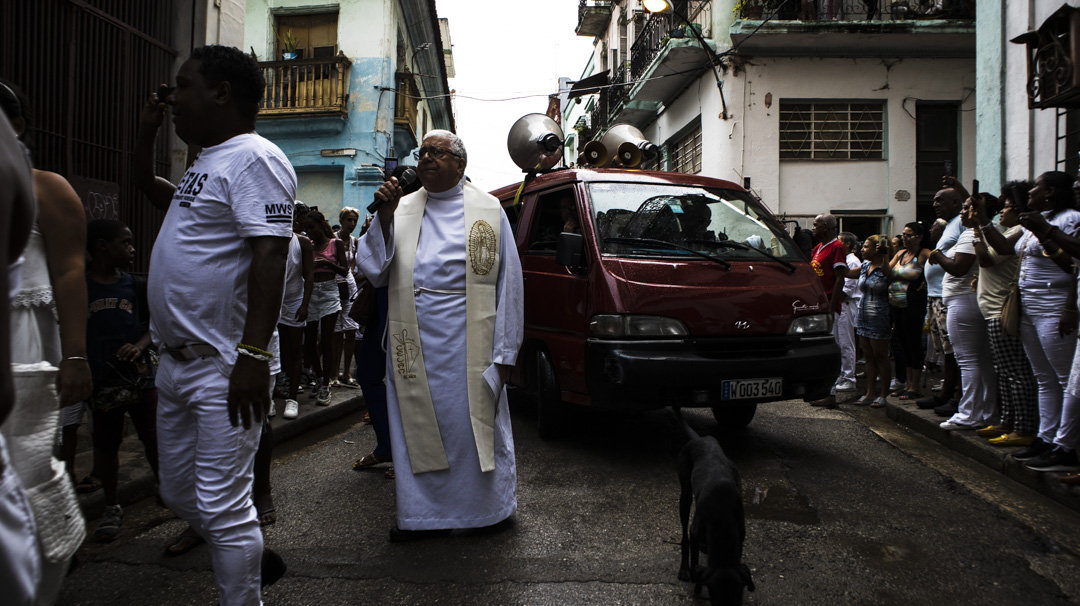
[140,45,295,604]
[830,232,861,395]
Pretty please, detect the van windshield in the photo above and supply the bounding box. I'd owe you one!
[588,183,802,261]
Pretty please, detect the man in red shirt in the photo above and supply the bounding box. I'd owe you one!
[811,214,848,312]
[809,213,848,408]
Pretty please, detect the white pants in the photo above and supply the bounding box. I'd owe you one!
[0,434,39,606]
[157,356,265,606]
[944,293,997,427]
[831,299,858,393]
[1020,313,1077,444]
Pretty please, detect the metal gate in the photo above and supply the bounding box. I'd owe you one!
[1,0,177,272]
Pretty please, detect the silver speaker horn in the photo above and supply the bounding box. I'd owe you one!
[601,124,659,168]
[581,139,610,167]
[507,113,565,171]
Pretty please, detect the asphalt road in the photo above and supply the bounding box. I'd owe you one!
[57,396,1080,605]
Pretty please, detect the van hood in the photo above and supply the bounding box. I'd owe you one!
[597,257,830,336]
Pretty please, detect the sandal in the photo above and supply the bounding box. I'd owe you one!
[164,526,205,556]
[353,452,392,469]
[75,475,102,494]
[871,397,887,408]
[853,395,871,406]
[898,391,924,401]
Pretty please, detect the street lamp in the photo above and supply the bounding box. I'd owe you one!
[641,0,672,13]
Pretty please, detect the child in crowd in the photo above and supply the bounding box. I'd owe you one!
[302,210,345,404]
[84,219,159,541]
[276,222,314,419]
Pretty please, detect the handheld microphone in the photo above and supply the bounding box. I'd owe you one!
[367,168,417,214]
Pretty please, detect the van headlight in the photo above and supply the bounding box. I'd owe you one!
[788,313,832,335]
[590,314,689,338]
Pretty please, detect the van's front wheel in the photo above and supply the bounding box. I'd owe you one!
[711,403,757,430]
[535,351,568,439]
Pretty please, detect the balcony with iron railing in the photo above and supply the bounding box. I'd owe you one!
[735,0,974,21]
[576,0,615,38]
[258,53,351,117]
[729,0,975,58]
[618,0,714,119]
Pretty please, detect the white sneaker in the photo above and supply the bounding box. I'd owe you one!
[835,380,856,392]
[889,379,904,391]
[284,399,299,419]
[268,401,276,418]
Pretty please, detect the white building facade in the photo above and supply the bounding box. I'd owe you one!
[978,0,1080,195]
[569,0,976,238]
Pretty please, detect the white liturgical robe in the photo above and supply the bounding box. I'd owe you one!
[355,178,524,530]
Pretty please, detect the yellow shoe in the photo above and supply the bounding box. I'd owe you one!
[976,424,1011,437]
[989,434,1035,447]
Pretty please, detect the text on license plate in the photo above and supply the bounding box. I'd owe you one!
[722,378,782,400]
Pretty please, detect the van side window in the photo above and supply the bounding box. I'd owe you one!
[527,191,580,253]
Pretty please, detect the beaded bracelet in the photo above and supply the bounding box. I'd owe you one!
[236,343,273,361]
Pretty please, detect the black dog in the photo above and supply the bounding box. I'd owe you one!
[674,408,754,605]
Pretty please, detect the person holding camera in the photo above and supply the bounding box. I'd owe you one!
[928,197,996,431]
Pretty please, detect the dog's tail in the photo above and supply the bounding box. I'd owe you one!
[670,406,701,443]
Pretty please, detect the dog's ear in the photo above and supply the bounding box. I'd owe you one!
[740,563,755,592]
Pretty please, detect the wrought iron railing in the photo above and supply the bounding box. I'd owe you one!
[630,1,711,81]
[589,90,609,135]
[258,54,351,116]
[737,0,975,21]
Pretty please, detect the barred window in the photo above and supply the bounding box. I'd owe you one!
[780,101,884,160]
[671,124,702,174]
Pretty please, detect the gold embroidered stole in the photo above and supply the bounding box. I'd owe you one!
[388,182,502,474]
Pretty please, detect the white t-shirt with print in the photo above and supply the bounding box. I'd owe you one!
[941,228,979,299]
[148,133,296,376]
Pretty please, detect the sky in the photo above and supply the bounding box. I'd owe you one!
[434,1,596,191]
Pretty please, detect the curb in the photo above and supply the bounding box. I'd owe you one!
[76,393,366,519]
[885,398,1080,514]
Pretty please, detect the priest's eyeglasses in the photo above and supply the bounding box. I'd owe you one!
[418,145,461,160]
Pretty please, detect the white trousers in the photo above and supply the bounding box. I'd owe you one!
[944,293,997,427]
[157,356,265,606]
[831,299,858,393]
[0,434,39,606]
[1019,313,1077,444]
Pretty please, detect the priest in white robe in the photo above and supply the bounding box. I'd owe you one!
[356,130,524,541]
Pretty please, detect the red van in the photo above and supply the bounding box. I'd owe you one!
[492,168,839,437]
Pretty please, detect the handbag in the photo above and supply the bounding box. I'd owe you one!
[1000,239,1025,338]
[1000,284,1020,337]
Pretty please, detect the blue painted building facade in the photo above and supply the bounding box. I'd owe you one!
[244,0,454,222]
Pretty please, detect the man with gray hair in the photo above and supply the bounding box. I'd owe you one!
[809,214,849,408]
[359,130,524,541]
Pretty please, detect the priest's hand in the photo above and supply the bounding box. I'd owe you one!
[375,177,404,239]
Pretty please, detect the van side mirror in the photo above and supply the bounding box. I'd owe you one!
[555,232,586,271]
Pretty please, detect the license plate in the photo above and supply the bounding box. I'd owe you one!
[722,378,782,400]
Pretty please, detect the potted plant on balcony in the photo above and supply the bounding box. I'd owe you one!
[276,28,299,60]
[734,0,765,20]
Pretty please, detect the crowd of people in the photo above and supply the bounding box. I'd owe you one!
[0,45,523,605]
[811,173,1080,484]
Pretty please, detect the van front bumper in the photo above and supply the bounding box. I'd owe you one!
[584,335,840,410]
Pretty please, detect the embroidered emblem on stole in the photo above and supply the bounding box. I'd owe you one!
[468,220,497,276]
[393,329,420,379]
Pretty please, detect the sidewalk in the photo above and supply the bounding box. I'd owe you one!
[834,371,1080,515]
[71,385,366,518]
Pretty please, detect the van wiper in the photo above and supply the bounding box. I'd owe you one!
[602,237,731,270]
[687,239,796,273]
